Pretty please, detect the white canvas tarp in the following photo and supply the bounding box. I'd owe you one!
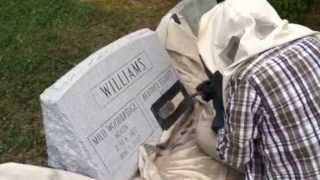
[1,1,252,180]
[134,0,245,179]
[0,163,94,180]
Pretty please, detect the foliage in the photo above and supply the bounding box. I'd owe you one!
[269,0,314,23]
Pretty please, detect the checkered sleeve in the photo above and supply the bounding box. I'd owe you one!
[217,78,263,170]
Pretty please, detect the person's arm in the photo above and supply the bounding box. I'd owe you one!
[217,79,263,170]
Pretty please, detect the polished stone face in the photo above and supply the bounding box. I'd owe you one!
[40,29,181,180]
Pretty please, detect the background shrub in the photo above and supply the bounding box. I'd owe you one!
[216,0,315,23]
[268,0,314,23]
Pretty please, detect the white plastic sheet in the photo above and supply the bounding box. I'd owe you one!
[197,0,318,93]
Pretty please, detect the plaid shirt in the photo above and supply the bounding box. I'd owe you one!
[217,36,320,180]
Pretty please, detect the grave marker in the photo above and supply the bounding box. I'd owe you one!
[40,29,190,180]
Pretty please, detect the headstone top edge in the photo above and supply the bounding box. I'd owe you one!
[40,28,155,103]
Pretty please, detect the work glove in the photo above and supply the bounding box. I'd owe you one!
[196,71,225,133]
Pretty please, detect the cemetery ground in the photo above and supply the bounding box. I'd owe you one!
[0,0,177,165]
[0,0,319,166]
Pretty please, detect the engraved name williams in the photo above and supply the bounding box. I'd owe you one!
[99,55,149,99]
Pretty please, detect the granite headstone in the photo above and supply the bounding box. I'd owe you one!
[40,29,190,180]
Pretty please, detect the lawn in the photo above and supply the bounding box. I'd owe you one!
[0,0,177,165]
[0,0,319,166]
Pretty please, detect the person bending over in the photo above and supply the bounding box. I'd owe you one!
[196,0,320,179]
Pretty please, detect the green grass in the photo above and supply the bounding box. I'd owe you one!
[0,0,319,166]
[0,0,177,165]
